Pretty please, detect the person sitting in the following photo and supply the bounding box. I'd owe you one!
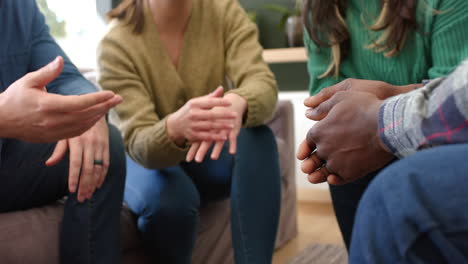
[0,0,126,263]
[298,58,468,263]
[301,0,468,247]
[98,0,281,263]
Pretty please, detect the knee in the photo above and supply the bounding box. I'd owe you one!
[238,126,276,151]
[237,126,278,161]
[236,126,280,179]
[142,189,201,227]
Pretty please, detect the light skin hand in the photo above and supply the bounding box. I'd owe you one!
[297,91,395,185]
[0,56,122,143]
[186,92,247,163]
[46,118,110,202]
[303,78,421,120]
[166,86,237,147]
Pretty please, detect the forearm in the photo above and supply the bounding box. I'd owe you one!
[224,0,278,126]
[379,60,468,157]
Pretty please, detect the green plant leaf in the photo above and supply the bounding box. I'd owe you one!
[263,4,292,16]
[247,11,257,23]
[279,14,289,30]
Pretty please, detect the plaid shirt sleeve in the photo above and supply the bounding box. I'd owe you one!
[378,59,468,158]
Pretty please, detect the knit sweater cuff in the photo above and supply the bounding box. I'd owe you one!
[130,116,190,169]
[157,115,190,159]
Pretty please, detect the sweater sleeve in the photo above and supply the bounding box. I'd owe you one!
[378,59,468,158]
[426,0,468,78]
[97,34,189,169]
[304,31,346,95]
[223,0,278,127]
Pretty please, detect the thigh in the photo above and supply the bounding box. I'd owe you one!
[354,144,468,263]
[124,156,200,216]
[0,139,68,212]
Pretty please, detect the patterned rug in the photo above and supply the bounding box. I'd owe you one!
[288,244,348,264]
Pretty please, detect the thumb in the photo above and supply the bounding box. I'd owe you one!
[26,56,64,88]
[208,86,224,98]
[305,91,346,121]
[304,80,347,108]
[45,139,69,167]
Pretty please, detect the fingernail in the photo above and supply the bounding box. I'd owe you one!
[51,56,60,68]
[305,109,315,118]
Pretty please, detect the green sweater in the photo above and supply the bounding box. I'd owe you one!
[305,0,468,95]
[98,0,278,169]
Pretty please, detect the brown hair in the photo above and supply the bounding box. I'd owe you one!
[303,0,419,78]
[107,0,145,34]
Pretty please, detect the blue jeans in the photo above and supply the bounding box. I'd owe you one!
[0,124,126,264]
[350,144,468,263]
[124,126,281,264]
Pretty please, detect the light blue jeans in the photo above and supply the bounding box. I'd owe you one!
[124,126,281,264]
[350,144,468,263]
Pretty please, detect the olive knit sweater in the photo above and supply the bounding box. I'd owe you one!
[98,0,278,169]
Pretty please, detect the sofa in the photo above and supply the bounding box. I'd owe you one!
[0,80,297,263]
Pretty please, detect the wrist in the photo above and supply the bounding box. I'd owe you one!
[224,93,247,116]
[392,84,422,97]
[166,113,185,146]
[373,100,392,154]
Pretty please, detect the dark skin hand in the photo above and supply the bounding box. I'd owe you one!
[304,78,420,120]
[297,91,395,185]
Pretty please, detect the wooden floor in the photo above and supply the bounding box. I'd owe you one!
[272,202,344,264]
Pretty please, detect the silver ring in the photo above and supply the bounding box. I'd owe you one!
[93,160,104,166]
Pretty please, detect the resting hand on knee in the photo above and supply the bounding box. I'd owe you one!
[45,118,110,202]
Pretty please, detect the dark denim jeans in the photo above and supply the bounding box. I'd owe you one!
[350,144,468,263]
[124,126,281,264]
[0,125,126,264]
[329,171,379,249]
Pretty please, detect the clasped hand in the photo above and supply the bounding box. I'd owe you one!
[297,79,398,185]
[167,86,247,163]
